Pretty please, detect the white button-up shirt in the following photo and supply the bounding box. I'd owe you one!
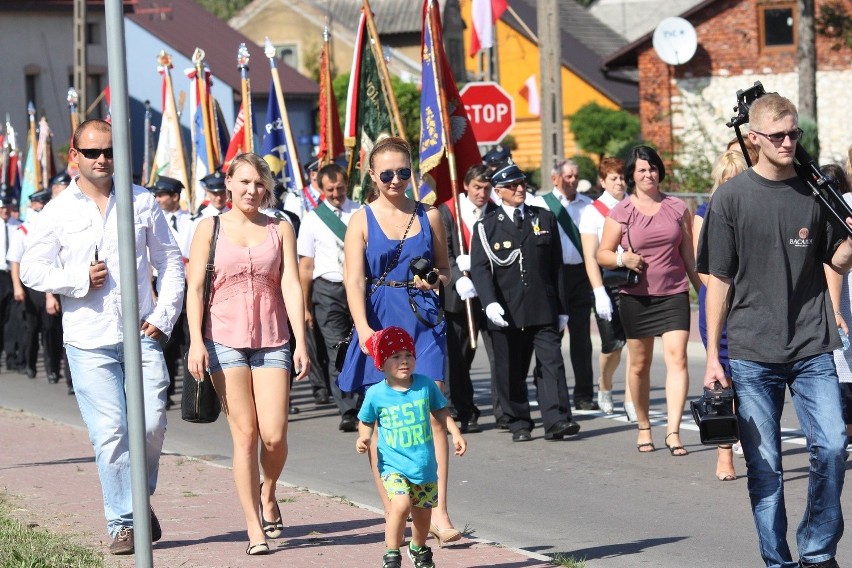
[297,199,360,282]
[530,189,592,264]
[21,179,185,349]
[163,208,192,259]
[6,211,39,264]
[0,217,22,270]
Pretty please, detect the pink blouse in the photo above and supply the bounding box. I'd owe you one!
[609,195,689,296]
[204,218,290,348]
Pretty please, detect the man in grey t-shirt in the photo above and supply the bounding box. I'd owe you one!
[698,94,852,568]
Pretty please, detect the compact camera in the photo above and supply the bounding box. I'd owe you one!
[409,257,438,285]
[690,382,739,445]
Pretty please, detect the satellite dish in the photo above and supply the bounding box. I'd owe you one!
[653,17,698,65]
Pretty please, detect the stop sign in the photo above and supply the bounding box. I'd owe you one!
[459,81,515,146]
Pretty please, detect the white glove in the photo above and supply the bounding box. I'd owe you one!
[593,286,613,321]
[456,254,471,273]
[455,276,477,300]
[558,314,569,331]
[485,302,509,327]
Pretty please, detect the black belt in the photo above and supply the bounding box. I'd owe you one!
[371,278,414,288]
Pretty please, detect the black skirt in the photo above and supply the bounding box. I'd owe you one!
[619,292,690,339]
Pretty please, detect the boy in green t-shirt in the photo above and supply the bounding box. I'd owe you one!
[356,326,466,568]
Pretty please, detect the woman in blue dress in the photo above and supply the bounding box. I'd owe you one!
[340,137,461,543]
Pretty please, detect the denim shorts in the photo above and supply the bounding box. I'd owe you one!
[204,339,292,373]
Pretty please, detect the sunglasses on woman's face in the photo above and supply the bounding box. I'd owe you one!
[377,168,412,184]
[77,147,114,160]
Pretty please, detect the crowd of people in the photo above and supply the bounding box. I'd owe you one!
[5,95,852,568]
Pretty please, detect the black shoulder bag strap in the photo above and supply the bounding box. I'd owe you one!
[202,215,221,328]
[335,203,418,350]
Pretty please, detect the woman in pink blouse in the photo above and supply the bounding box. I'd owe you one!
[597,146,700,456]
[186,153,309,555]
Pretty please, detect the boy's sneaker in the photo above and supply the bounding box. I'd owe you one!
[383,550,402,568]
[408,545,435,568]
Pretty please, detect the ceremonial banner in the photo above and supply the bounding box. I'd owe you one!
[186,60,217,211]
[152,53,190,205]
[223,102,247,171]
[318,38,344,166]
[420,0,481,205]
[344,8,394,200]
[20,138,36,215]
[260,78,302,191]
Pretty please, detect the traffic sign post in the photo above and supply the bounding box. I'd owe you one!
[459,81,515,146]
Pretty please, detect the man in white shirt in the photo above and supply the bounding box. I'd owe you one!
[0,191,22,371]
[530,159,598,411]
[297,163,361,430]
[283,159,323,220]
[21,119,185,555]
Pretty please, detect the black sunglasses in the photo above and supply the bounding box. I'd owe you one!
[751,128,803,144]
[378,168,412,184]
[77,147,114,160]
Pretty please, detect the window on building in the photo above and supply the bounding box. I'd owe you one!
[275,44,298,69]
[25,71,39,112]
[759,4,796,50]
[86,22,100,45]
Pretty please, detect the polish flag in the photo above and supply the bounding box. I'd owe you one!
[469,0,508,57]
[519,74,540,117]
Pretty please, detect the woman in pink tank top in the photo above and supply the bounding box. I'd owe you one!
[185,153,309,556]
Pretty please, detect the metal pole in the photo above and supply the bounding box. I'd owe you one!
[103,1,153,565]
[538,0,563,183]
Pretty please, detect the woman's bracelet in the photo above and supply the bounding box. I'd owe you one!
[616,250,624,268]
[835,310,843,317]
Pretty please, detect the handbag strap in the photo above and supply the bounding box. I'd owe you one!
[201,216,221,331]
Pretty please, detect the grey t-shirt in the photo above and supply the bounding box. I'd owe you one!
[696,169,845,363]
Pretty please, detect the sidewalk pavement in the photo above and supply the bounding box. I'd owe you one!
[0,407,551,567]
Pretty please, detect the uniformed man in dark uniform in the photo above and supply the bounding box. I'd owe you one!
[469,163,579,442]
[0,189,22,370]
[439,164,498,433]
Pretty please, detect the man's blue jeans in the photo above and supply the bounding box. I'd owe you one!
[65,335,169,536]
[731,353,846,568]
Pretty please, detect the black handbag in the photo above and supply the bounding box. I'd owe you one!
[602,216,640,288]
[182,216,222,424]
[334,205,418,372]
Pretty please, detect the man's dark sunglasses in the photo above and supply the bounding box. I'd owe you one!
[751,128,803,144]
[378,168,412,184]
[77,147,114,160]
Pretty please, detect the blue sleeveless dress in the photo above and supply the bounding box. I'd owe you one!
[337,203,447,393]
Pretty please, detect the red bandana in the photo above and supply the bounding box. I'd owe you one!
[366,326,416,370]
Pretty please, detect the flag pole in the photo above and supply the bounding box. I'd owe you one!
[362,0,420,198]
[321,27,333,167]
[237,43,254,153]
[264,38,305,191]
[426,0,477,348]
[192,48,217,174]
[27,102,42,192]
[141,100,152,185]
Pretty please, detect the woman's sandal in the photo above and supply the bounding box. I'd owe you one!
[637,425,655,453]
[716,445,736,481]
[665,431,688,457]
[260,482,284,539]
[246,542,270,556]
[429,522,462,547]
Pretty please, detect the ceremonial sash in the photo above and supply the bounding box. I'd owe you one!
[592,199,611,217]
[542,192,582,255]
[314,201,347,242]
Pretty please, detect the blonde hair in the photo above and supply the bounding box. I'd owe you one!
[226,153,277,209]
[368,136,412,169]
[748,93,798,131]
[710,150,748,194]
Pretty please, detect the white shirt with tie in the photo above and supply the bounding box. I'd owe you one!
[163,208,192,259]
[297,199,360,282]
[529,189,592,265]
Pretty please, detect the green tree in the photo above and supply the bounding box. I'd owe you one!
[195,0,252,20]
[568,102,640,161]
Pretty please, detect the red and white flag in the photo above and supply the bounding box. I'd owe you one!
[222,103,246,170]
[519,74,540,117]
[469,0,507,57]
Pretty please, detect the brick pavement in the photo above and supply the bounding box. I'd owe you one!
[0,408,551,567]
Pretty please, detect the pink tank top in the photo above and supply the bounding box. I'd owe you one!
[204,218,290,348]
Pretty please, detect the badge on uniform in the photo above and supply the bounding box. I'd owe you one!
[532,217,541,236]
[503,240,512,249]
[494,242,501,251]
[497,213,505,222]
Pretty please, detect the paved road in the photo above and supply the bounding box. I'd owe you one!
[2,331,850,567]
